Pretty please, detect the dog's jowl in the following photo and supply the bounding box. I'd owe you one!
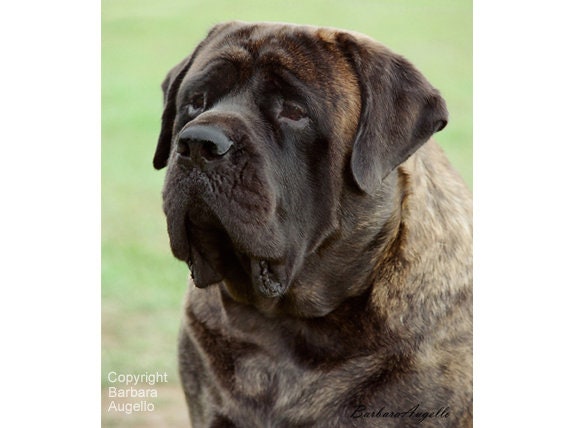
[154,21,472,428]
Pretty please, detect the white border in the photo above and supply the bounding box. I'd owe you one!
[475,1,570,426]
[1,1,100,425]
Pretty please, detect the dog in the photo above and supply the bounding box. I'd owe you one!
[154,21,472,427]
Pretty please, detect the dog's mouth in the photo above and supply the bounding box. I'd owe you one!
[162,137,296,300]
[181,215,292,299]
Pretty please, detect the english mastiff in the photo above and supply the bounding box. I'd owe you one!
[154,21,472,427]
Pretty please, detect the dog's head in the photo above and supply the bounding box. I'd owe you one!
[154,22,447,315]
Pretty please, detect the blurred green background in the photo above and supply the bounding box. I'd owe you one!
[102,0,471,425]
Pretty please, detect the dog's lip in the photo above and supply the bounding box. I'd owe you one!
[182,216,228,288]
[185,241,291,299]
[249,257,290,298]
[188,251,291,298]
[187,245,224,288]
[182,218,291,297]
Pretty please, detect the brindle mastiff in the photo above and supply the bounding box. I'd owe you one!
[154,21,472,427]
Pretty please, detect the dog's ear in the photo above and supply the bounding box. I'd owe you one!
[338,34,448,194]
[153,23,233,170]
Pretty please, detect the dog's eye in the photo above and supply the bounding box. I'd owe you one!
[187,94,206,117]
[279,100,306,122]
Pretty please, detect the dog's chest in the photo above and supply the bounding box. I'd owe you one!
[183,288,360,425]
[182,287,468,427]
[196,332,353,426]
[231,348,309,407]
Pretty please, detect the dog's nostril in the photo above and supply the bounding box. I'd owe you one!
[203,140,231,157]
[176,139,191,157]
[176,126,234,162]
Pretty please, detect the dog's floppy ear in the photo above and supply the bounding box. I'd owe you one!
[339,34,448,194]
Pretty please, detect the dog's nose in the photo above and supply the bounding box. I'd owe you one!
[176,125,234,162]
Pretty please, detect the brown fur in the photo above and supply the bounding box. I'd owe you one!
[155,21,472,427]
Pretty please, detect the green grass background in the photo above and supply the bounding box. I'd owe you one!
[102,0,471,424]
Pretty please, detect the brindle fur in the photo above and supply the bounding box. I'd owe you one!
[155,21,472,427]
